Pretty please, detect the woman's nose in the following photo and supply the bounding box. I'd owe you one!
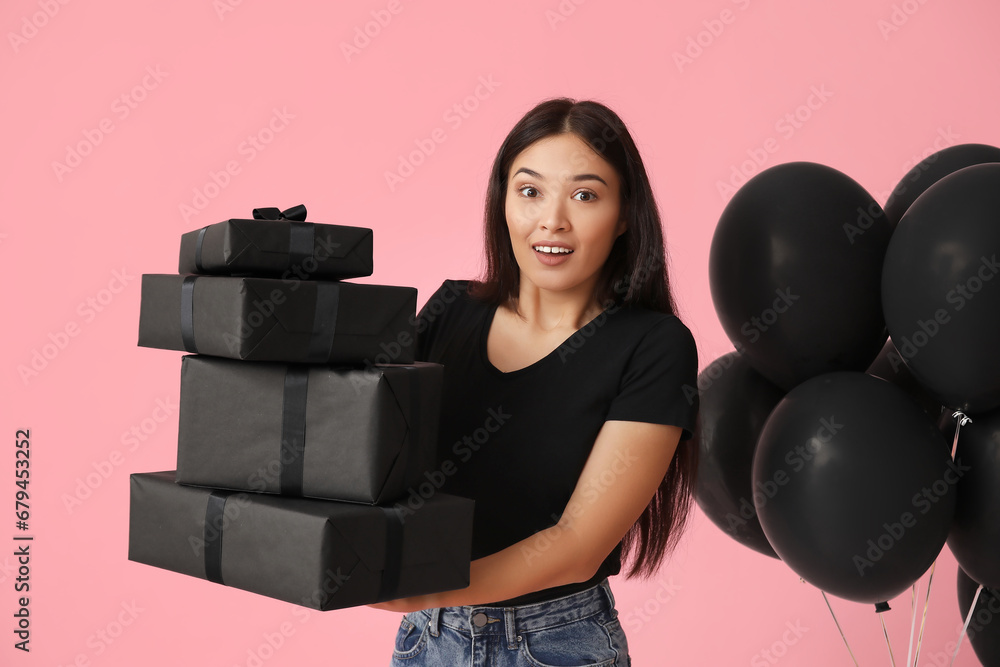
[537,199,569,232]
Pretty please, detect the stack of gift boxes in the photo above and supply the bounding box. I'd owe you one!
[128,205,473,611]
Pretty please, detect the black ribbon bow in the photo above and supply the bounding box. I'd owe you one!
[252,204,307,221]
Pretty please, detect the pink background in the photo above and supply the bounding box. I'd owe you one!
[3,0,998,664]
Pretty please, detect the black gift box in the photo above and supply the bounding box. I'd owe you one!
[178,218,373,280]
[128,471,473,610]
[176,356,442,504]
[137,274,416,363]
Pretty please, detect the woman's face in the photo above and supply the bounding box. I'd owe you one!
[504,132,625,302]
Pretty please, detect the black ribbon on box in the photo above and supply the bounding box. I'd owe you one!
[200,488,405,600]
[279,366,310,496]
[175,357,438,504]
[176,276,341,361]
[139,274,415,363]
[193,205,313,273]
[204,491,229,585]
[271,365,423,499]
[180,276,197,352]
[129,471,471,610]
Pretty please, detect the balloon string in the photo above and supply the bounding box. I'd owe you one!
[910,412,971,667]
[822,591,860,667]
[880,612,897,667]
[906,582,918,667]
[949,584,984,667]
[912,561,937,666]
[950,411,971,460]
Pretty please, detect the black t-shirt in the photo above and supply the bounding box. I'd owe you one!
[415,279,699,606]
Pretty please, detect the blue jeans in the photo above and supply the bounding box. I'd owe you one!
[389,579,630,666]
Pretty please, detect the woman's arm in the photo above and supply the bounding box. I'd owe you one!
[369,419,683,612]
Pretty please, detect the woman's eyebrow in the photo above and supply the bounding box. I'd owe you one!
[512,167,608,186]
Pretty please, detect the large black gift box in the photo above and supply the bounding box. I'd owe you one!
[176,356,442,504]
[128,471,473,610]
[178,218,373,280]
[137,274,416,363]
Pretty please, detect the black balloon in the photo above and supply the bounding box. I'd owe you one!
[884,143,1000,227]
[882,163,1000,413]
[957,567,1000,667]
[710,162,891,391]
[947,407,1000,589]
[867,338,945,419]
[753,372,955,604]
[693,352,784,559]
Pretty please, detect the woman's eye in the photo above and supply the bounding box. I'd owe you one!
[518,185,539,198]
[573,191,596,202]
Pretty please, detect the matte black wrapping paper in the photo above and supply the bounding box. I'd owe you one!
[178,218,373,280]
[175,357,443,504]
[128,471,474,610]
[137,274,416,363]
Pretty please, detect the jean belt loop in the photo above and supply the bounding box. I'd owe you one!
[600,578,616,609]
[504,608,519,649]
[429,607,441,637]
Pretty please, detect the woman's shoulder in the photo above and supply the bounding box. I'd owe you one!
[421,279,483,313]
[612,304,695,346]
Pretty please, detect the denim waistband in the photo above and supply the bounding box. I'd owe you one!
[410,579,616,643]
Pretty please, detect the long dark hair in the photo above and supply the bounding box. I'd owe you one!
[472,97,697,578]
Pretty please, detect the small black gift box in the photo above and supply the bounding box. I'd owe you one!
[176,356,442,504]
[128,471,473,610]
[178,206,373,280]
[137,274,416,364]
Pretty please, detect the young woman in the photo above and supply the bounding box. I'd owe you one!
[370,98,699,667]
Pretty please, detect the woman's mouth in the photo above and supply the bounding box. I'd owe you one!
[532,245,574,254]
[532,244,574,265]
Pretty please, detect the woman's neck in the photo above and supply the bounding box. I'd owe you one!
[508,277,604,331]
